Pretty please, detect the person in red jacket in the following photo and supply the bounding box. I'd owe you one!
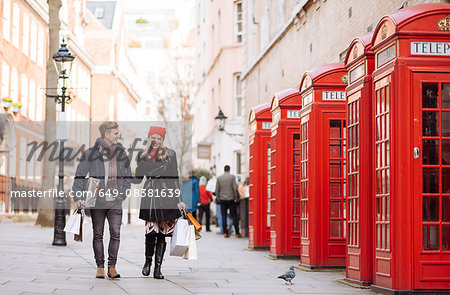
[198,176,213,232]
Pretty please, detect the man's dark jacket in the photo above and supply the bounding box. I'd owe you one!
[72,139,132,207]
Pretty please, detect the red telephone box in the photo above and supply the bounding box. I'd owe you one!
[298,63,348,268]
[344,33,375,285]
[248,103,272,249]
[269,88,301,258]
[370,4,450,292]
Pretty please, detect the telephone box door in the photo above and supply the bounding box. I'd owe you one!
[413,72,450,290]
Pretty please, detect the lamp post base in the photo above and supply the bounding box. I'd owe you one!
[52,208,67,246]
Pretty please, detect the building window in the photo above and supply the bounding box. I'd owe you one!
[37,29,44,68]
[22,13,29,56]
[94,7,105,19]
[30,21,37,62]
[235,151,242,174]
[235,0,243,43]
[21,75,28,117]
[12,3,19,48]
[29,79,35,120]
[36,85,43,121]
[10,67,18,101]
[2,62,10,98]
[3,0,11,42]
[234,73,243,117]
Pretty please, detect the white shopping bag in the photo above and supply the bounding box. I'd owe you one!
[74,209,89,242]
[64,209,81,235]
[170,219,190,256]
[183,225,197,260]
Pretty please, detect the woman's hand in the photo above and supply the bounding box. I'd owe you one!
[177,202,186,210]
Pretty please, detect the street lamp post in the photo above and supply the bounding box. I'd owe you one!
[47,39,75,246]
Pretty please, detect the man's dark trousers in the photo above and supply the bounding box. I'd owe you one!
[198,204,211,231]
[220,200,240,235]
[91,207,122,268]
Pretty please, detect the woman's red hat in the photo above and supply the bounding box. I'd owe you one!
[148,126,166,139]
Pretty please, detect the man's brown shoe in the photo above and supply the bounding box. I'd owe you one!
[96,268,105,279]
[236,234,243,238]
[107,266,121,279]
[224,233,230,238]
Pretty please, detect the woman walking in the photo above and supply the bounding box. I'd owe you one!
[132,126,186,279]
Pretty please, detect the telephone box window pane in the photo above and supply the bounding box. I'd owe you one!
[443,168,450,194]
[377,225,381,248]
[423,197,439,222]
[386,86,390,112]
[443,197,450,222]
[443,225,450,251]
[422,83,438,109]
[330,161,342,178]
[386,114,390,138]
[376,170,382,194]
[423,168,439,193]
[330,220,342,238]
[376,117,381,141]
[386,224,390,249]
[376,90,381,115]
[293,216,300,232]
[294,151,300,165]
[294,184,300,198]
[443,112,450,137]
[330,120,342,138]
[294,168,300,182]
[330,201,341,218]
[294,134,301,149]
[423,225,440,251]
[293,200,300,215]
[443,140,450,165]
[441,84,450,109]
[423,111,439,136]
[330,182,341,198]
[423,140,439,165]
[330,140,341,158]
[386,169,390,193]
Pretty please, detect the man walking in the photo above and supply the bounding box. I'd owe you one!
[215,165,241,238]
[72,121,131,279]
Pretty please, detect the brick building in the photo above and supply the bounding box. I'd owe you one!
[239,0,447,175]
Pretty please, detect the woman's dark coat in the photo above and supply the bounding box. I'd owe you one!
[132,148,182,222]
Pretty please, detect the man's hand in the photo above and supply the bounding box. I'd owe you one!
[197,202,201,207]
[75,200,85,208]
[178,202,186,210]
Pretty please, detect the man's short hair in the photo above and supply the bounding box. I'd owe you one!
[224,165,230,172]
[99,121,119,138]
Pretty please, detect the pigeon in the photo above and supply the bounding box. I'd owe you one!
[278,265,296,285]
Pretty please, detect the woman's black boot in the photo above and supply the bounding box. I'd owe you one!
[153,236,166,279]
[142,234,156,276]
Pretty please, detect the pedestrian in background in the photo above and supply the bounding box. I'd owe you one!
[72,121,132,279]
[215,165,242,238]
[182,170,200,219]
[198,176,213,232]
[132,126,186,279]
[238,177,250,237]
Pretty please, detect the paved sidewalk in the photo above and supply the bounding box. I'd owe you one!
[0,221,377,295]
